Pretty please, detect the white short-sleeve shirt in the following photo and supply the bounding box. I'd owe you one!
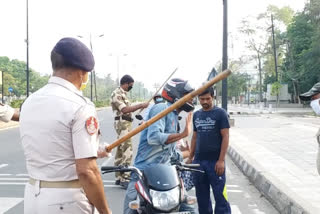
[20,76,99,181]
[0,103,14,122]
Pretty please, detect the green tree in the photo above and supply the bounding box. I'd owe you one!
[82,73,151,105]
[227,72,248,98]
[0,56,49,97]
[239,16,269,101]
[282,0,320,101]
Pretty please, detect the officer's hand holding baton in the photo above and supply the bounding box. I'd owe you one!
[98,142,113,159]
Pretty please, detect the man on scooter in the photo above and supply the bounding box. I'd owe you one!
[123,78,196,214]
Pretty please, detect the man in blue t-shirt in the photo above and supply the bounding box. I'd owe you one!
[187,87,231,214]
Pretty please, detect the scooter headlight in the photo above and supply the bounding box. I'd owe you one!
[149,186,180,211]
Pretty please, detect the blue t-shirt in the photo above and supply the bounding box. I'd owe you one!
[193,106,230,161]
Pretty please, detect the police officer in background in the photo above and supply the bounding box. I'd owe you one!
[0,103,19,122]
[20,38,112,214]
[300,82,320,175]
[110,75,148,188]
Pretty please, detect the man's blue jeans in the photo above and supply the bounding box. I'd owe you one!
[193,160,231,214]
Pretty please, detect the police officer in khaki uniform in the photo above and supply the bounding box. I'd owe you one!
[0,103,19,122]
[300,82,320,175]
[20,38,112,214]
[111,75,148,188]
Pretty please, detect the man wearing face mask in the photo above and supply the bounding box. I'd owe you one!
[123,78,196,214]
[300,82,320,175]
[110,75,149,188]
[20,37,112,214]
[142,94,165,121]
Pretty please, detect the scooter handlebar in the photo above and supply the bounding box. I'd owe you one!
[101,166,123,171]
[101,165,143,177]
[181,163,200,168]
[177,166,204,173]
[101,166,133,174]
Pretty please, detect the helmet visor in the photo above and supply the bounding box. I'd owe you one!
[183,81,194,93]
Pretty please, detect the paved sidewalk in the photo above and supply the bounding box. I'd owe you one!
[228,114,320,214]
[228,104,313,115]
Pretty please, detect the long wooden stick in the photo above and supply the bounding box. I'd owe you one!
[106,69,232,152]
[136,67,178,115]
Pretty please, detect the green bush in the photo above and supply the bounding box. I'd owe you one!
[94,100,109,108]
[271,82,282,96]
[10,99,25,109]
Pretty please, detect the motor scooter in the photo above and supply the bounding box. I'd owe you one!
[101,160,203,214]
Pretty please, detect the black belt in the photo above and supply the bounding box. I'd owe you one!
[115,115,133,122]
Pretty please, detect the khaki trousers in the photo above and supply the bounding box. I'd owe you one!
[24,182,98,214]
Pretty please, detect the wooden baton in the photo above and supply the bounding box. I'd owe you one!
[105,69,232,152]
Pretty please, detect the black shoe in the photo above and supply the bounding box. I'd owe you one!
[120,180,129,189]
[115,180,120,185]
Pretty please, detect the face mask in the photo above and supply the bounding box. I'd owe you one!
[155,97,164,103]
[80,73,89,91]
[127,85,133,92]
[310,98,320,115]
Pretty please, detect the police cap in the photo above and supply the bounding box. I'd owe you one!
[299,82,320,101]
[53,37,95,71]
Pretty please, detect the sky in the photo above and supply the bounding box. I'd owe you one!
[0,0,306,91]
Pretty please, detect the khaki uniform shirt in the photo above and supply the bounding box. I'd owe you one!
[20,76,100,181]
[110,87,131,118]
[0,103,14,122]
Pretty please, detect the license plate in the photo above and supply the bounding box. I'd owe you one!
[174,212,191,214]
[171,212,191,214]
[158,212,191,214]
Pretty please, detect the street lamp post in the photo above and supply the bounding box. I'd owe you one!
[270,14,280,106]
[109,53,127,86]
[26,0,30,97]
[258,52,263,102]
[77,34,104,102]
[271,14,278,82]
[222,0,228,111]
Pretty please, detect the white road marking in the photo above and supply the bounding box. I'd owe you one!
[231,205,242,214]
[226,184,239,188]
[227,190,243,193]
[0,197,23,213]
[103,180,116,183]
[0,182,26,185]
[104,184,121,188]
[16,174,29,177]
[0,174,12,176]
[253,208,267,214]
[0,178,28,181]
[0,164,8,169]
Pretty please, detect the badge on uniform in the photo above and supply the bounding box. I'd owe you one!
[86,116,98,135]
